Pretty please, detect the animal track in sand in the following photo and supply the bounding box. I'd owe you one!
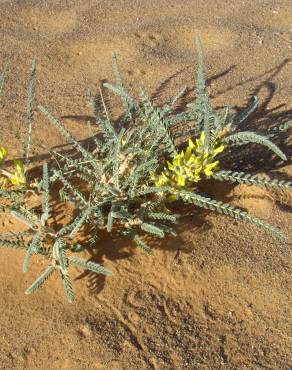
[123,287,144,309]
[131,24,238,65]
[126,67,146,78]
[134,31,166,49]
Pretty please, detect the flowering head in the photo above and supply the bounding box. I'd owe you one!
[0,146,26,188]
[154,131,224,192]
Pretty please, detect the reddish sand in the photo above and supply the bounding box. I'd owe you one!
[0,1,291,369]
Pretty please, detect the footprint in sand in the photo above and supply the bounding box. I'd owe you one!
[126,67,146,78]
[123,287,144,309]
[134,32,166,49]
[124,67,147,88]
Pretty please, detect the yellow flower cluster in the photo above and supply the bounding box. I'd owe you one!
[0,146,26,187]
[154,132,224,190]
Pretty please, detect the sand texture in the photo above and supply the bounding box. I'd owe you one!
[0,0,292,369]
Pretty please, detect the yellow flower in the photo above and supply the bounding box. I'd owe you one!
[204,161,219,176]
[212,144,225,156]
[154,130,226,193]
[10,160,26,186]
[0,146,8,163]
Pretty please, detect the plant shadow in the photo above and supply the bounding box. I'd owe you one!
[71,205,214,295]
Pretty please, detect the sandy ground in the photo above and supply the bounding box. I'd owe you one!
[0,0,292,369]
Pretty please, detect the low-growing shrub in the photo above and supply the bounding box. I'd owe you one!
[0,37,291,302]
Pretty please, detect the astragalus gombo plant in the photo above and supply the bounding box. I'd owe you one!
[0,36,291,302]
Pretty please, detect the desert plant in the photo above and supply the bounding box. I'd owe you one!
[39,37,291,250]
[0,36,291,302]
